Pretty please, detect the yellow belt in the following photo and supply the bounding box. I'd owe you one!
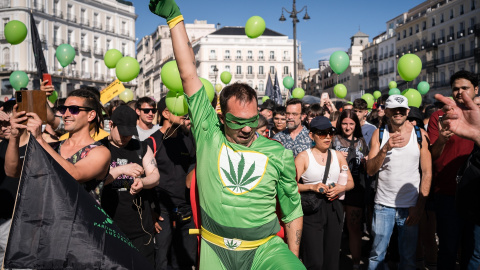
[189,226,275,251]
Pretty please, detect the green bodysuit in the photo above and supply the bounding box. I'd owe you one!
[186,87,305,270]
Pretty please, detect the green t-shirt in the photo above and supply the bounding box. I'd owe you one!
[185,87,303,241]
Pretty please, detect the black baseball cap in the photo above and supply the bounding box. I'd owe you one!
[310,116,334,131]
[111,105,138,137]
[260,99,275,111]
[157,96,167,114]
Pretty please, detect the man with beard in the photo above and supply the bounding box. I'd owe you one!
[427,70,478,269]
[145,97,197,270]
[273,99,312,157]
[366,95,432,270]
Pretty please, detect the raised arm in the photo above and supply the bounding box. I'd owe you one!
[5,105,27,178]
[149,0,202,97]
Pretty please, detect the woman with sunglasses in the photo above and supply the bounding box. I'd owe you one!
[332,109,369,269]
[295,116,354,270]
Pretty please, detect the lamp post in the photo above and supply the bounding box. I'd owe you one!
[213,65,219,85]
[279,0,310,89]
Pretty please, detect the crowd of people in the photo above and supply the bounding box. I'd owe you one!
[0,0,479,269]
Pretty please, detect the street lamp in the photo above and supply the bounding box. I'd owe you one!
[280,0,310,89]
[213,65,219,85]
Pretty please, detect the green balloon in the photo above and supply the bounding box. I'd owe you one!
[199,77,214,102]
[397,54,422,82]
[215,84,223,93]
[292,88,305,99]
[373,90,382,100]
[283,76,294,89]
[165,90,188,116]
[417,81,430,95]
[161,60,183,93]
[329,51,350,75]
[220,71,232,85]
[116,57,140,82]
[388,81,397,89]
[56,44,76,68]
[119,88,134,102]
[245,16,266,39]
[9,71,29,91]
[401,89,408,95]
[48,90,58,103]
[262,96,270,102]
[4,20,27,45]
[104,49,123,69]
[361,93,374,109]
[333,84,347,98]
[403,88,422,108]
[388,88,401,95]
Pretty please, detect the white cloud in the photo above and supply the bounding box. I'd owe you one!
[315,47,346,55]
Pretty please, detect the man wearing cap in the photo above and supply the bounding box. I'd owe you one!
[366,95,432,270]
[259,99,275,130]
[99,105,160,266]
[144,97,197,270]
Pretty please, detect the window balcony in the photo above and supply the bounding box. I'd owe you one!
[81,45,91,53]
[384,53,388,59]
[94,48,104,56]
[257,73,265,79]
[234,73,244,79]
[282,56,290,61]
[209,55,217,60]
[235,56,243,61]
[389,51,394,57]
[246,73,255,79]
[67,14,76,23]
[105,25,114,33]
[80,18,89,26]
[93,21,102,30]
[258,56,264,61]
[447,34,455,42]
[438,37,445,44]
[54,38,64,46]
[53,10,63,19]
[468,26,475,35]
[457,30,465,38]
[224,56,231,61]
[246,57,254,61]
[269,57,276,61]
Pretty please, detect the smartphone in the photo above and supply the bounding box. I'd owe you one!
[16,90,47,124]
[43,73,52,86]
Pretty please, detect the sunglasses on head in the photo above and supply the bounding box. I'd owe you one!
[57,105,93,115]
[313,128,336,138]
[140,108,157,114]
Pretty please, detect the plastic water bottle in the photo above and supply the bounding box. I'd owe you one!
[337,165,348,200]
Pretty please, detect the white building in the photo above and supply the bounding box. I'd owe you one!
[0,0,136,100]
[136,20,217,100]
[136,24,296,102]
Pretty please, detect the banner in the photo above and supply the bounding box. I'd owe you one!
[100,79,125,104]
[3,135,153,270]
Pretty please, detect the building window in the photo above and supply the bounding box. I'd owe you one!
[269,51,275,60]
[3,47,10,64]
[94,37,98,50]
[247,66,253,74]
[210,65,216,73]
[270,66,274,74]
[236,50,242,59]
[225,50,230,59]
[122,43,126,56]
[441,13,444,23]
[450,9,454,19]
[259,81,264,91]
[422,21,426,30]
[259,50,264,60]
[472,0,476,10]
[210,50,216,60]
[416,24,419,33]
[225,65,230,72]
[283,66,288,75]
[432,17,436,27]
[236,66,241,74]
[397,33,400,40]
[460,4,464,14]
[247,50,252,59]
[68,30,73,44]
[106,16,111,30]
[259,66,264,74]
[409,27,412,35]
[403,30,406,38]
[107,39,111,50]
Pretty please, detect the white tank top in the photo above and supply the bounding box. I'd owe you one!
[375,126,421,208]
[301,149,340,186]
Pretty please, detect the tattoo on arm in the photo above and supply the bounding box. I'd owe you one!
[150,158,156,166]
[295,230,302,245]
[187,41,192,48]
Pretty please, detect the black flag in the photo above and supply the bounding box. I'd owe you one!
[30,11,48,80]
[3,136,153,270]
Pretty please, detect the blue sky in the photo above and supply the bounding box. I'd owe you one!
[133,0,425,70]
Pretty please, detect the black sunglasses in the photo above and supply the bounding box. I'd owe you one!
[379,105,386,109]
[57,105,93,115]
[313,128,336,138]
[140,108,157,114]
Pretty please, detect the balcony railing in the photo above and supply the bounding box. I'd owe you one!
[389,67,394,73]
[209,55,217,60]
[282,56,290,61]
[257,73,265,79]
[258,56,264,61]
[246,73,255,79]
[67,14,76,23]
[34,4,44,12]
[94,48,104,55]
[105,25,114,33]
[0,62,18,71]
[269,57,276,61]
[468,26,475,35]
[384,53,388,59]
[0,1,10,8]
[80,18,89,26]
[53,9,63,18]
[447,34,455,42]
[457,30,465,38]
[455,50,474,60]
[93,21,102,30]
[234,73,243,79]
[81,45,91,53]
[235,56,243,61]
[121,29,129,36]
[54,38,64,46]
[438,37,445,44]
[224,56,231,61]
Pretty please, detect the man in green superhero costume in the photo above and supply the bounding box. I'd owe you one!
[149,1,305,269]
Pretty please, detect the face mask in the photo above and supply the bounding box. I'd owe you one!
[224,113,259,130]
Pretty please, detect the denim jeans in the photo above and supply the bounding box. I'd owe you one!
[468,224,480,270]
[368,204,418,270]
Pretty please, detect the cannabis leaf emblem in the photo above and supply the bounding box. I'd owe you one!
[221,150,261,193]
[224,239,240,250]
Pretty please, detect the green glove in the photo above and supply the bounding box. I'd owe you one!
[149,0,183,29]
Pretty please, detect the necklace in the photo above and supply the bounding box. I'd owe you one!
[313,148,328,163]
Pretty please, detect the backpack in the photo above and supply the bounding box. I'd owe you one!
[379,125,423,149]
